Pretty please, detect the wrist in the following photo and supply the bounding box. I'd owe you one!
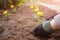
[50,20,60,30]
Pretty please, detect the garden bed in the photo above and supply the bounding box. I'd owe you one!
[0,3,60,40]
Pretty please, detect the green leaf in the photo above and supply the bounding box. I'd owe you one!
[4,12,10,21]
[12,8,16,13]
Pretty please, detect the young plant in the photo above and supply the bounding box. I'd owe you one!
[10,5,16,14]
[30,4,43,23]
[12,8,16,13]
[3,10,10,21]
[17,2,24,7]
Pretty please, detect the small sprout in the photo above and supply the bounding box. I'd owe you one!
[30,4,43,22]
[33,4,39,8]
[30,5,34,9]
[10,5,15,8]
[30,4,39,12]
[20,3,24,5]
[37,11,43,16]
[3,10,10,21]
[17,3,24,7]
[34,7,39,12]
[3,10,8,15]
[12,8,16,13]
[33,14,41,22]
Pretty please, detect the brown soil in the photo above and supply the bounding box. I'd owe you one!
[0,3,60,40]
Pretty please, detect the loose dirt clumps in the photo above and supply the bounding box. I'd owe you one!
[0,4,60,40]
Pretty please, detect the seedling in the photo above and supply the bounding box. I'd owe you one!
[10,5,14,9]
[12,8,16,13]
[17,3,24,7]
[30,4,44,22]
[3,10,10,21]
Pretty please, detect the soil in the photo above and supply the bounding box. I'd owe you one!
[0,3,60,40]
